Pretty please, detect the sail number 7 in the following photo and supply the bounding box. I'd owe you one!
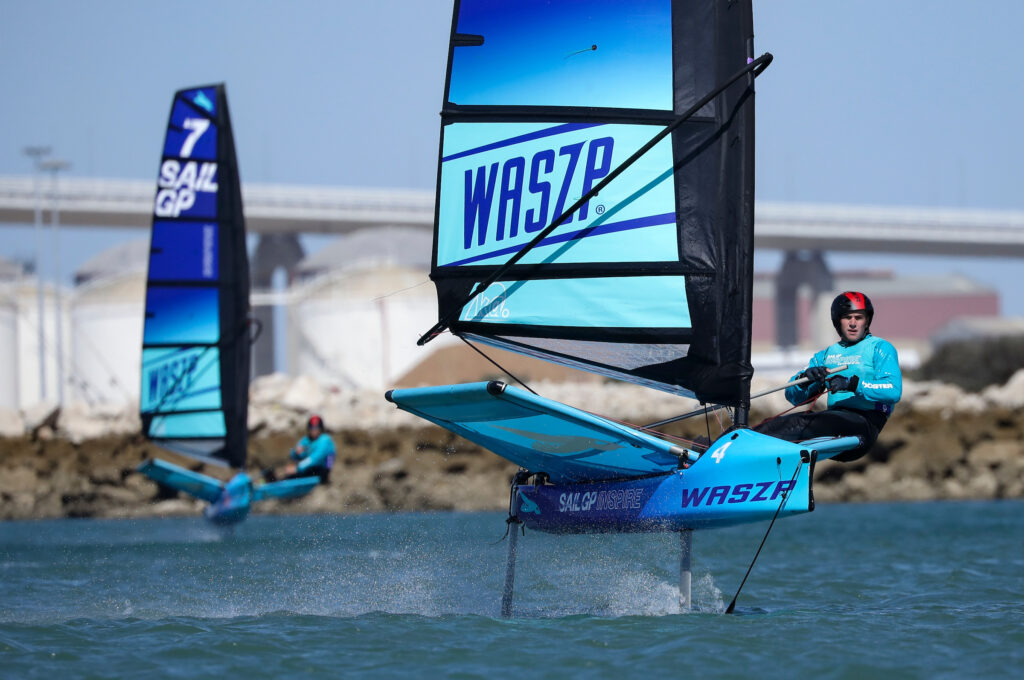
[180,118,211,158]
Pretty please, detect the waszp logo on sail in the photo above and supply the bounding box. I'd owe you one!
[463,136,614,250]
[155,117,218,218]
[146,354,201,406]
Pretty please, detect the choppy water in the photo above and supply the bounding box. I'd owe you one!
[1,501,1022,679]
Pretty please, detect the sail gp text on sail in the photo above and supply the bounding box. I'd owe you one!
[155,160,218,218]
[462,136,613,250]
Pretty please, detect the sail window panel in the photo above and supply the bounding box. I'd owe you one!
[458,276,691,330]
[146,411,227,439]
[140,347,223,414]
[437,122,676,267]
[142,287,220,345]
[450,0,673,110]
[499,336,689,372]
[148,222,219,281]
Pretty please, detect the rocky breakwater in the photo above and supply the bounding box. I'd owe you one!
[1,371,1023,520]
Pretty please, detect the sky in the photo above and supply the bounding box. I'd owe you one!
[1,0,1023,314]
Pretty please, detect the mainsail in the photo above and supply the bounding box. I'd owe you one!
[424,0,758,408]
[139,84,250,468]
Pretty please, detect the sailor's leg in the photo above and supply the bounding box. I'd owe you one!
[680,529,693,612]
[500,518,521,618]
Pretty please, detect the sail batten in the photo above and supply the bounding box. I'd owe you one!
[428,0,759,406]
[140,84,250,468]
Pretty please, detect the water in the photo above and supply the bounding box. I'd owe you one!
[1,501,1022,679]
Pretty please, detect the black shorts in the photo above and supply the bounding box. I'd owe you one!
[286,466,331,484]
[752,408,886,462]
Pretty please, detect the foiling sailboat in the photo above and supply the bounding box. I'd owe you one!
[137,84,317,525]
[386,0,860,613]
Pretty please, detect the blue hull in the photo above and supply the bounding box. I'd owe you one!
[515,429,840,534]
[139,459,319,526]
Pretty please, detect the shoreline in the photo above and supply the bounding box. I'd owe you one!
[2,373,1022,520]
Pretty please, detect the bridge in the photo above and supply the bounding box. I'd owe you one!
[3,175,1024,256]
[4,173,1023,358]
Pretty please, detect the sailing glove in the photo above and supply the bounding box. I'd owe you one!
[827,374,859,393]
[800,366,829,385]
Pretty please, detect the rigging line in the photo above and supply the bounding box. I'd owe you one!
[417,51,774,346]
[578,409,706,450]
[370,279,432,302]
[459,335,538,395]
[725,457,804,615]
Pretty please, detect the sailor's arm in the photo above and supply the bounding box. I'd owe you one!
[296,437,336,472]
[785,352,827,405]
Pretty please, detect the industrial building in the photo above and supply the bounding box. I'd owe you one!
[0,239,1003,411]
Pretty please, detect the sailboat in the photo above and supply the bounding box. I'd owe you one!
[386,1,860,612]
[137,84,317,525]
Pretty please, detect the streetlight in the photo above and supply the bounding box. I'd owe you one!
[22,146,51,403]
[40,158,71,406]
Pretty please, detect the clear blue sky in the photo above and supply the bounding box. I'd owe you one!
[2,0,1023,313]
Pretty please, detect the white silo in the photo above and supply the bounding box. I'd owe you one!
[0,272,20,410]
[288,226,458,390]
[69,239,147,406]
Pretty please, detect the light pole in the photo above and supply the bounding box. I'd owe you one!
[23,146,51,403]
[40,158,71,406]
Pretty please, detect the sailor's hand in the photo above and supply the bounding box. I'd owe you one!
[295,445,306,455]
[800,366,829,385]
[827,374,859,393]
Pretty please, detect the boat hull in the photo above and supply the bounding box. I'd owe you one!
[515,429,821,534]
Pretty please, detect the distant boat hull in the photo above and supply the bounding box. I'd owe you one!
[139,459,319,525]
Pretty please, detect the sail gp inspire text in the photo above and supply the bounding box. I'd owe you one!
[462,136,613,250]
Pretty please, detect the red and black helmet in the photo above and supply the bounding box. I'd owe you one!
[830,291,874,332]
[307,414,324,430]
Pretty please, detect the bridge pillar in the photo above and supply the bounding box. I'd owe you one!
[252,234,305,377]
[776,250,833,349]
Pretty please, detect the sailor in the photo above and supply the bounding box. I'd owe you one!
[263,414,336,484]
[753,291,902,462]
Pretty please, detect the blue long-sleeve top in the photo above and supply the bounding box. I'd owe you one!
[289,433,336,472]
[785,333,903,416]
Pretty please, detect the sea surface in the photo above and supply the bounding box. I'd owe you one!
[1,501,1022,679]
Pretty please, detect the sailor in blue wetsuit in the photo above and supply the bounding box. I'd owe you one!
[263,414,336,484]
[754,291,903,462]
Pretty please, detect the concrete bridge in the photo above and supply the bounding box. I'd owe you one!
[4,174,1024,357]
[3,174,1024,255]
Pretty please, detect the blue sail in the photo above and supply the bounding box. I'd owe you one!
[140,85,250,468]
[428,0,758,406]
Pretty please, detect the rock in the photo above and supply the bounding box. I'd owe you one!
[965,469,1000,499]
[22,402,59,432]
[280,375,327,413]
[967,440,1022,468]
[982,369,1024,410]
[904,382,968,414]
[250,372,293,405]
[888,476,938,502]
[0,408,24,437]
[0,466,39,494]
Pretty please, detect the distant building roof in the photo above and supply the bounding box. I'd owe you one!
[930,316,1024,346]
[295,226,431,281]
[74,239,148,285]
[0,256,24,281]
[753,270,996,298]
